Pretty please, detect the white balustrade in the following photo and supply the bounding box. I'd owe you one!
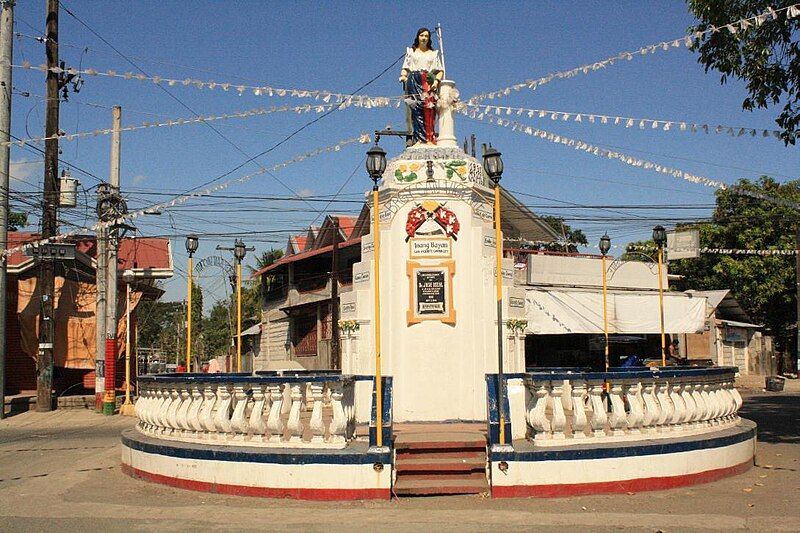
[524,368,743,446]
[134,376,358,449]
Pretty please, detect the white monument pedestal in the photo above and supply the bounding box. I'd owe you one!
[341,134,527,422]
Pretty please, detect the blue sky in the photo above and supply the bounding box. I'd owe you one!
[8,1,798,310]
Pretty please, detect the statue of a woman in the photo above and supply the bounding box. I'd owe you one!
[400,28,443,146]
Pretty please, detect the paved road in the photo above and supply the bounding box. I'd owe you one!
[0,391,797,532]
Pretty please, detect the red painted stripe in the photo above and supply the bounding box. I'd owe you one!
[121,464,390,501]
[492,460,753,498]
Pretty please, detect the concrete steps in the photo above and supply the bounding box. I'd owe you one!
[393,429,488,496]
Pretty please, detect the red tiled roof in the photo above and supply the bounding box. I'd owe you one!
[252,236,361,278]
[293,235,308,252]
[335,215,357,239]
[117,238,171,270]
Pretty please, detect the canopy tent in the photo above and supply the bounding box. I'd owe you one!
[525,289,706,335]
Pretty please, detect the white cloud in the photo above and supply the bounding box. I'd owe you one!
[10,159,42,183]
[132,174,147,185]
[297,188,313,198]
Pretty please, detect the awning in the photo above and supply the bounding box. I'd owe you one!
[525,289,707,335]
[239,323,262,337]
[719,319,762,329]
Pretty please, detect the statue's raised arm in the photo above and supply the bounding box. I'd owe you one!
[400,28,443,146]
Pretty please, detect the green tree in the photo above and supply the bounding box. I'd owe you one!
[688,1,800,145]
[627,177,799,354]
[9,212,27,231]
[525,216,587,252]
[202,300,233,359]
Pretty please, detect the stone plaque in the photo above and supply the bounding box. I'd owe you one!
[416,270,446,314]
[407,260,456,325]
[410,238,452,258]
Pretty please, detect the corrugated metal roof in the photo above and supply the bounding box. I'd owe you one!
[251,236,361,278]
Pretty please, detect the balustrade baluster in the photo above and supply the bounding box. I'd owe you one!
[608,382,627,436]
[165,386,182,435]
[230,384,250,439]
[526,380,552,441]
[708,380,723,425]
[309,383,326,444]
[154,384,171,433]
[625,381,644,434]
[287,383,305,442]
[175,386,193,434]
[587,379,607,438]
[668,381,687,431]
[266,384,285,442]
[550,381,567,440]
[187,384,205,433]
[641,380,659,434]
[679,379,696,429]
[569,381,588,439]
[655,381,673,432]
[213,384,234,437]
[329,383,348,445]
[689,380,705,428]
[249,384,268,439]
[199,384,217,436]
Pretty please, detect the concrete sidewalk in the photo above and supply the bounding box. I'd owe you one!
[0,392,798,532]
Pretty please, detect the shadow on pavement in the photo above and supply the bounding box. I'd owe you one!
[740,393,800,444]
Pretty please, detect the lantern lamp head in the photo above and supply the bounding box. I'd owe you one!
[482,147,504,184]
[185,234,199,256]
[365,144,387,184]
[652,225,667,248]
[234,239,247,262]
[599,233,611,256]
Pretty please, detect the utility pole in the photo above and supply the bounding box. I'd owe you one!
[37,0,59,412]
[103,105,121,415]
[0,0,14,419]
[330,217,340,369]
[796,227,799,375]
[94,222,106,410]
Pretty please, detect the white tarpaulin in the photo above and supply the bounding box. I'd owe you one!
[525,289,707,334]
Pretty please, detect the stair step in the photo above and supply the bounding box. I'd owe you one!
[393,475,489,496]
[396,449,485,460]
[395,456,486,473]
[395,432,486,451]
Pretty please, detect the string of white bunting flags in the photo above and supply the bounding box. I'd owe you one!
[11,62,401,108]
[460,108,800,210]
[467,3,800,104]
[505,238,796,256]
[463,102,783,140]
[3,103,367,148]
[4,133,372,258]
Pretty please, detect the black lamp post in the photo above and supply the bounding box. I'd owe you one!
[365,143,386,448]
[483,146,507,446]
[653,225,667,365]
[599,233,611,370]
[185,234,199,258]
[184,234,199,372]
[483,147,504,184]
[366,144,387,190]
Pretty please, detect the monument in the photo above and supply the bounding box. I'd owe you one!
[121,29,756,499]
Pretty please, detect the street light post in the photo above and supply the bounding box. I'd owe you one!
[218,240,254,372]
[119,270,136,416]
[483,147,507,446]
[599,234,611,371]
[366,143,386,448]
[185,235,199,373]
[653,225,668,366]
